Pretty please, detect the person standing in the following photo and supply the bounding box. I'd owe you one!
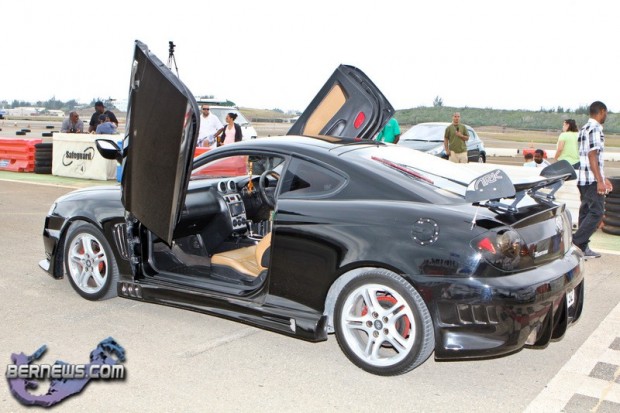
[197,105,223,147]
[444,112,469,163]
[572,101,614,258]
[60,111,84,133]
[88,101,118,133]
[376,117,401,144]
[555,119,580,168]
[215,112,243,146]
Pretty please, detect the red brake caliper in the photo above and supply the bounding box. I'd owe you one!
[361,295,411,338]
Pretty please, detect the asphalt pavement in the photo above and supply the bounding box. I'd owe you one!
[0,173,619,412]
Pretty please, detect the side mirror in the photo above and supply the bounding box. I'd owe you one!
[95,139,123,163]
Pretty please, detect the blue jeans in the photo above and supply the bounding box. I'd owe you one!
[572,183,605,250]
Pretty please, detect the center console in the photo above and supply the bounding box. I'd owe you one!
[223,192,247,232]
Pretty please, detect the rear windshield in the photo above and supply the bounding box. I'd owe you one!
[349,145,482,198]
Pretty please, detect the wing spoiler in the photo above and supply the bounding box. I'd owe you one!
[465,160,576,213]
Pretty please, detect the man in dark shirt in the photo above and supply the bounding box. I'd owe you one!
[88,101,118,133]
[444,112,469,163]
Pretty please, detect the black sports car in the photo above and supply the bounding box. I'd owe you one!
[40,40,584,376]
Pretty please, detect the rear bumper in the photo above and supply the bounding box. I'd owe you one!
[430,246,584,359]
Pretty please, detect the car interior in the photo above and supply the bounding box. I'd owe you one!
[147,154,284,291]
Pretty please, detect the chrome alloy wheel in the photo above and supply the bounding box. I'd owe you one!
[67,232,109,295]
[339,283,416,367]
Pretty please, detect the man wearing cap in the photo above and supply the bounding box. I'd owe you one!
[88,101,118,133]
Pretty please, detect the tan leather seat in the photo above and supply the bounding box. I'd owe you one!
[210,233,272,277]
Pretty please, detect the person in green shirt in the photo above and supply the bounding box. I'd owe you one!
[376,118,401,143]
[444,112,469,163]
[554,119,580,168]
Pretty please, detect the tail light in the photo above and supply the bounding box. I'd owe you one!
[472,228,526,271]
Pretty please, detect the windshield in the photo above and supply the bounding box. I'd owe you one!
[401,124,445,142]
[209,108,251,126]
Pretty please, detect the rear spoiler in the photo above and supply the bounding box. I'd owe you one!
[465,160,576,213]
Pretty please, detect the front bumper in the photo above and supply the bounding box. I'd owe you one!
[429,246,584,360]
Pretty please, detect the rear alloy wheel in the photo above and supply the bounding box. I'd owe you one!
[64,221,119,300]
[334,270,434,376]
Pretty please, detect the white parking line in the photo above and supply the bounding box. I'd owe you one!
[524,302,620,412]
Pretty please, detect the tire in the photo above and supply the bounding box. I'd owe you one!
[42,132,53,137]
[601,224,620,236]
[334,269,434,376]
[35,143,53,150]
[35,160,52,168]
[478,152,486,163]
[603,215,620,227]
[64,221,119,300]
[16,131,25,136]
[46,125,54,129]
[35,155,52,162]
[608,176,620,192]
[604,204,620,214]
[21,128,31,132]
[605,197,620,205]
[34,166,52,174]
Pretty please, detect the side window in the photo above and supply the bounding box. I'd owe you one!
[279,158,346,197]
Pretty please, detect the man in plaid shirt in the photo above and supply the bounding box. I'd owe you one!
[572,101,614,258]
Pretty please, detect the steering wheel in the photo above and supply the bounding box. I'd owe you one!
[258,170,280,209]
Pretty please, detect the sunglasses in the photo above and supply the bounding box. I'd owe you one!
[202,108,209,111]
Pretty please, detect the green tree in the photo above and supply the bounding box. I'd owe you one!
[575,105,589,115]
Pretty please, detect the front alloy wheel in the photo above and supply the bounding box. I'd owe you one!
[64,221,119,300]
[334,270,434,376]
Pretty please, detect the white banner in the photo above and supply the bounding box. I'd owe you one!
[52,133,117,180]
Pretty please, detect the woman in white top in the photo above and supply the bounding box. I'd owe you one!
[215,112,243,146]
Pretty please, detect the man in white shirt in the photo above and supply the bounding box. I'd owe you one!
[533,149,550,167]
[197,106,223,147]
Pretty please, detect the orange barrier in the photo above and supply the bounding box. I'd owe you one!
[0,139,42,172]
[193,146,211,158]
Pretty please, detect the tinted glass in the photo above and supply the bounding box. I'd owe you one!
[280,158,346,197]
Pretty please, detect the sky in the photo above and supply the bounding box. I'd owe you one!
[2,0,619,113]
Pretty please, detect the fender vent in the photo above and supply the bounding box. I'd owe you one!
[112,223,128,259]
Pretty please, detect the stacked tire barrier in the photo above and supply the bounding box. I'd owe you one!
[602,176,620,236]
[0,139,41,172]
[34,143,53,174]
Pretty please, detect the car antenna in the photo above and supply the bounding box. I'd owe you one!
[167,41,179,77]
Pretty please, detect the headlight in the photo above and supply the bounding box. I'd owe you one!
[427,145,445,156]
